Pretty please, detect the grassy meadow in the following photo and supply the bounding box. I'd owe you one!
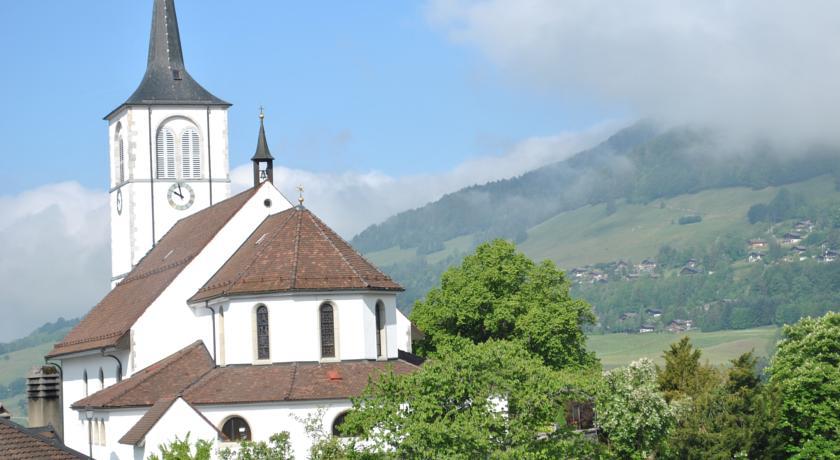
[587,326,780,370]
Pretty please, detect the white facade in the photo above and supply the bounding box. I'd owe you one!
[108,105,232,284]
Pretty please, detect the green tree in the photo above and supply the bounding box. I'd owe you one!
[149,434,212,460]
[341,340,602,460]
[657,337,716,401]
[217,433,294,460]
[411,239,597,370]
[768,311,840,458]
[597,358,675,459]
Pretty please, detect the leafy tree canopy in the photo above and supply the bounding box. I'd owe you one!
[411,239,597,370]
[768,311,840,458]
[341,340,602,460]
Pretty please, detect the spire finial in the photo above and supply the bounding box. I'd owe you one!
[259,106,265,120]
[297,185,305,206]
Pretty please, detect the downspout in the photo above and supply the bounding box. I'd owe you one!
[203,302,217,364]
[148,107,157,246]
[101,351,124,382]
[43,359,63,439]
[206,106,213,205]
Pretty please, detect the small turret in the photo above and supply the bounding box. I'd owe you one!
[252,109,275,187]
[27,366,62,438]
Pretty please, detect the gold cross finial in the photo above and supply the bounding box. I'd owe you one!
[297,185,305,206]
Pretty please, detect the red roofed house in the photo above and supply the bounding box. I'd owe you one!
[42,1,418,457]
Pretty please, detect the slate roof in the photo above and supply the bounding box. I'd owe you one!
[0,418,89,459]
[190,206,403,303]
[108,0,229,118]
[48,188,257,358]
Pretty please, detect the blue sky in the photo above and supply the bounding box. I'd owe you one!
[0,0,617,195]
[2,0,838,341]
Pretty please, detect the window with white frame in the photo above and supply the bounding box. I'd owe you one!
[256,305,270,361]
[155,118,202,180]
[320,303,336,358]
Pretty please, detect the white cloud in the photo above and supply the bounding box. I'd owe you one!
[426,0,840,145]
[0,183,110,342]
[233,121,616,237]
[0,122,609,342]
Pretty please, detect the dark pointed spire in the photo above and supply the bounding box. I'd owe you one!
[252,108,274,186]
[108,0,229,117]
[252,109,274,161]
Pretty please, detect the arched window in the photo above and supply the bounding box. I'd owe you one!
[376,301,386,358]
[332,411,350,437]
[83,370,88,396]
[221,416,251,441]
[156,127,176,179]
[98,367,105,390]
[181,127,201,179]
[256,305,270,361]
[320,303,336,358]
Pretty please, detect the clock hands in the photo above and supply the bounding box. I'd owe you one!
[174,183,184,199]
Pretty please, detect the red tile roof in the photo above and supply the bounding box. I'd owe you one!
[48,188,259,357]
[74,342,419,410]
[0,418,89,459]
[184,359,419,405]
[71,341,214,409]
[190,206,402,303]
[117,397,226,446]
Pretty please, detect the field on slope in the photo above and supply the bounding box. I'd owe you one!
[588,326,780,370]
[0,343,55,425]
[366,175,839,271]
[519,175,838,268]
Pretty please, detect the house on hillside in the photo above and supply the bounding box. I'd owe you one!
[685,258,699,269]
[667,319,694,333]
[748,239,768,250]
[748,252,765,263]
[619,312,638,321]
[638,259,657,273]
[782,232,803,246]
[639,324,656,333]
[791,246,808,260]
[825,249,839,262]
[569,267,588,279]
[794,220,814,232]
[680,266,700,276]
[589,270,608,284]
[645,308,663,318]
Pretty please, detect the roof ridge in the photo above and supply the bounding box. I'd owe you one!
[73,341,205,408]
[223,210,298,295]
[306,211,368,288]
[290,209,304,290]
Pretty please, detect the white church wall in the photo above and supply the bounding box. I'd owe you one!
[395,308,413,353]
[87,407,146,460]
[60,353,129,456]
[141,398,221,460]
[199,399,352,459]
[108,106,232,281]
[220,292,398,365]
[129,184,291,372]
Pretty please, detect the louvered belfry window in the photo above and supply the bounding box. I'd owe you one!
[256,305,270,360]
[181,127,201,179]
[118,138,125,183]
[156,127,176,179]
[320,303,336,358]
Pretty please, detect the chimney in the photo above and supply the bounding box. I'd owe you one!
[0,402,11,420]
[27,366,62,438]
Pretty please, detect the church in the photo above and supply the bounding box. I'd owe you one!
[42,1,418,458]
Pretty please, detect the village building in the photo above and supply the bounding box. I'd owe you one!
[666,319,694,333]
[38,1,417,458]
[644,309,663,318]
[781,232,803,246]
[639,324,656,334]
[793,220,814,233]
[747,239,768,250]
[679,266,700,276]
[747,252,765,263]
[637,259,657,273]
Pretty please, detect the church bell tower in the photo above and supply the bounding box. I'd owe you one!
[106,0,232,285]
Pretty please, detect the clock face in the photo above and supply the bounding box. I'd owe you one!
[115,189,123,216]
[167,182,195,211]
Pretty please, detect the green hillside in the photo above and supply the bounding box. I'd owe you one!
[587,326,780,370]
[0,319,77,426]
